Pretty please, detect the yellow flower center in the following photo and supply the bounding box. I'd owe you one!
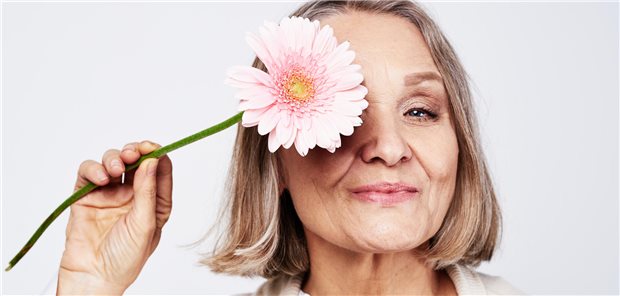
[285,71,315,103]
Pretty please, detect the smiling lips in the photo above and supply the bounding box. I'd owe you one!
[350,182,419,206]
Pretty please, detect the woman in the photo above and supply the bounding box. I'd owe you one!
[57,1,523,295]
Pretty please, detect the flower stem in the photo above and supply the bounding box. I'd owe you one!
[4,111,244,272]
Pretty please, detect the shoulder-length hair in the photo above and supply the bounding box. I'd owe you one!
[193,0,501,279]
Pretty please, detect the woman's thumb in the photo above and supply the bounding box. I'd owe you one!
[130,158,159,233]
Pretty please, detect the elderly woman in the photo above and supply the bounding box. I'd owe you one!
[57,0,523,295]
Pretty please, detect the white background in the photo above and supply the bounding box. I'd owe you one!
[2,1,618,294]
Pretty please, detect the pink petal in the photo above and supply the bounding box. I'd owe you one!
[314,118,336,149]
[236,87,277,110]
[312,25,336,54]
[280,17,297,53]
[332,72,364,92]
[298,125,317,149]
[268,129,280,152]
[276,119,294,145]
[333,85,368,102]
[239,99,275,111]
[291,17,304,53]
[294,135,309,157]
[301,115,312,131]
[259,21,283,68]
[257,105,281,135]
[246,32,276,72]
[359,99,369,110]
[326,64,363,86]
[283,126,296,149]
[332,100,364,117]
[327,113,354,136]
[292,115,303,133]
[324,42,354,71]
[300,20,319,57]
[280,112,292,128]
[322,116,341,142]
[226,66,273,88]
[241,106,270,127]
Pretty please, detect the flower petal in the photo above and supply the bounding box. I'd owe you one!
[259,21,284,68]
[333,85,368,102]
[298,123,317,149]
[236,87,277,110]
[314,117,340,148]
[332,99,364,117]
[294,135,309,157]
[246,32,276,72]
[268,128,281,152]
[283,126,296,149]
[257,105,281,135]
[312,25,337,55]
[226,66,273,88]
[332,72,364,92]
[327,113,354,136]
[325,64,363,89]
[276,118,294,145]
[241,106,270,127]
[300,20,319,57]
[324,41,354,71]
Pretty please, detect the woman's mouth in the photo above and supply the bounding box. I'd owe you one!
[349,182,419,206]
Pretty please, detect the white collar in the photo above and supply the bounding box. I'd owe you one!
[268,264,488,295]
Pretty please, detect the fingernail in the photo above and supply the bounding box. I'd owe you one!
[97,170,108,181]
[111,159,122,168]
[147,159,158,176]
[122,145,135,152]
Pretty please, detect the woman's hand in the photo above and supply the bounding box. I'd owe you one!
[57,140,173,295]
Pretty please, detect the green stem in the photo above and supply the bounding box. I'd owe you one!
[5,111,243,272]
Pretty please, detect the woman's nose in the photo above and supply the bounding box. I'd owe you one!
[358,111,413,166]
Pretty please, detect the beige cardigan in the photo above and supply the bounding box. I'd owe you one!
[250,264,525,295]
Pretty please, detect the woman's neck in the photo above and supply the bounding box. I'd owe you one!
[300,231,456,296]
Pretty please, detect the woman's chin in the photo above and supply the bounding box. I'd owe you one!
[345,222,427,253]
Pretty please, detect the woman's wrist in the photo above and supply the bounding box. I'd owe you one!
[57,269,127,295]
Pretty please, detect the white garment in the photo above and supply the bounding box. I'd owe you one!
[250,264,525,295]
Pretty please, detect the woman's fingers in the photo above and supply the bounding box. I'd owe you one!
[102,149,124,185]
[127,158,160,235]
[120,142,141,165]
[124,140,161,185]
[154,154,173,229]
[74,160,110,191]
[138,140,161,155]
[73,140,164,190]
[126,140,173,230]
[128,152,173,233]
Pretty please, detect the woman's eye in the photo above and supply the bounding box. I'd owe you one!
[405,108,437,121]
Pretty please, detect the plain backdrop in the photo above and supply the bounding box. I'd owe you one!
[2,1,618,294]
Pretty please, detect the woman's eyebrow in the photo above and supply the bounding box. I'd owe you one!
[404,71,443,86]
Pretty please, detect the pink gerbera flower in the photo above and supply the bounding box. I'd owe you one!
[225,16,369,157]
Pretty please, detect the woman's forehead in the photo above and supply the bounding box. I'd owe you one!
[321,11,440,84]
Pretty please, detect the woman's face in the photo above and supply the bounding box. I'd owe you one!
[278,11,459,253]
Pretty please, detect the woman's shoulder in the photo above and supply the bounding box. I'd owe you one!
[446,264,525,295]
